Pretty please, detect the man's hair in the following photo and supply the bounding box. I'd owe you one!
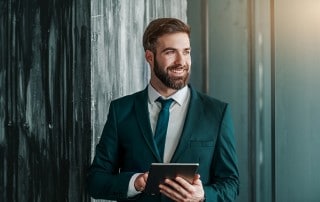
[143,18,190,53]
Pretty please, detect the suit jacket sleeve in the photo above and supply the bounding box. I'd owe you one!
[87,101,134,200]
[204,104,239,201]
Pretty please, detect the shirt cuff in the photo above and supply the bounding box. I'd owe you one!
[127,173,143,197]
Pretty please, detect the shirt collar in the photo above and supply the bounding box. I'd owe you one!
[148,84,189,106]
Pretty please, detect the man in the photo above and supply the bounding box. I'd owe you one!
[87,18,239,202]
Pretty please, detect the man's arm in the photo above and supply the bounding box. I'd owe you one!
[204,104,240,201]
[87,102,135,200]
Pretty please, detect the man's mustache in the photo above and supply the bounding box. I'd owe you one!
[167,65,189,71]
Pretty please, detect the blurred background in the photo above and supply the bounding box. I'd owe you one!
[1,0,320,201]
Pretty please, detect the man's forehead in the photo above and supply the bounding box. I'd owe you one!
[156,33,190,48]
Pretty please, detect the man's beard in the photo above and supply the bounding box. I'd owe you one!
[153,60,190,90]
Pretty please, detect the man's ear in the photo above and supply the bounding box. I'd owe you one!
[145,50,154,64]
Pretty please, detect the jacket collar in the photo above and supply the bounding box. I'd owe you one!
[134,87,162,162]
[170,85,201,162]
[134,85,202,162]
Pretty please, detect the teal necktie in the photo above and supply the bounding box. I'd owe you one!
[154,97,174,161]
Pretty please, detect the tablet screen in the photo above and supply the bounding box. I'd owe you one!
[144,163,199,195]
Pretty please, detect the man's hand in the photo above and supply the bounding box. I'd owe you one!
[159,174,205,202]
[134,172,148,192]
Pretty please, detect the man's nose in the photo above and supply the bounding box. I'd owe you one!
[174,52,185,65]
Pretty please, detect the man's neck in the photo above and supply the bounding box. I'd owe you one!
[150,81,178,98]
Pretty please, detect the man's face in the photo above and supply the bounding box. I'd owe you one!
[148,32,191,90]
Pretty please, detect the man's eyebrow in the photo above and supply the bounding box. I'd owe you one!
[161,47,191,53]
[161,47,176,53]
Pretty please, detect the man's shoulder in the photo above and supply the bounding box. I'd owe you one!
[112,88,147,104]
[190,86,227,107]
[190,88,231,119]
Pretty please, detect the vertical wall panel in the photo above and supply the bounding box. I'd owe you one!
[208,1,250,202]
[0,1,7,199]
[0,0,91,201]
[90,0,187,154]
[251,1,272,201]
[275,1,320,201]
[90,1,187,201]
[188,0,251,201]
[188,0,320,201]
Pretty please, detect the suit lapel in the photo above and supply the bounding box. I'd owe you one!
[134,88,162,162]
[171,86,201,162]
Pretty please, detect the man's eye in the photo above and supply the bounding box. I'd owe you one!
[165,50,174,55]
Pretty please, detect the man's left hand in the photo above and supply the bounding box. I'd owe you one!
[159,174,205,202]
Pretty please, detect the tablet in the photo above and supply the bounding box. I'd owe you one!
[144,163,199,195]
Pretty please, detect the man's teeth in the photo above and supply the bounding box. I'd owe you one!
[171,69,184,73]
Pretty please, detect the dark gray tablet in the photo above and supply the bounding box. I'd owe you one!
[144,163,199,195]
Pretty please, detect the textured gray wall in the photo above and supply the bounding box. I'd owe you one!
[90,1,187,201]
[90,0,187,154]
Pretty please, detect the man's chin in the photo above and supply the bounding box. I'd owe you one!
[166,80,188,90]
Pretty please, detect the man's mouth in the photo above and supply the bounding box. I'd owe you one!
[168,66,188,76]
[171,68,185,73]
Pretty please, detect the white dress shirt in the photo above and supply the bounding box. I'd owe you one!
[147,84,190,163]
[127,84,190,197]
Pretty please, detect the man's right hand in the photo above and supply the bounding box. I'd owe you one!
[134,172,149,192]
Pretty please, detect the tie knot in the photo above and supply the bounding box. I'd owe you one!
[156,97,174,110]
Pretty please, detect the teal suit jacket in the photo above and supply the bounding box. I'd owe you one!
[87,85,239,201]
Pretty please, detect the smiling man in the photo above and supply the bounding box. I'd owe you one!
[87,18,239,202]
